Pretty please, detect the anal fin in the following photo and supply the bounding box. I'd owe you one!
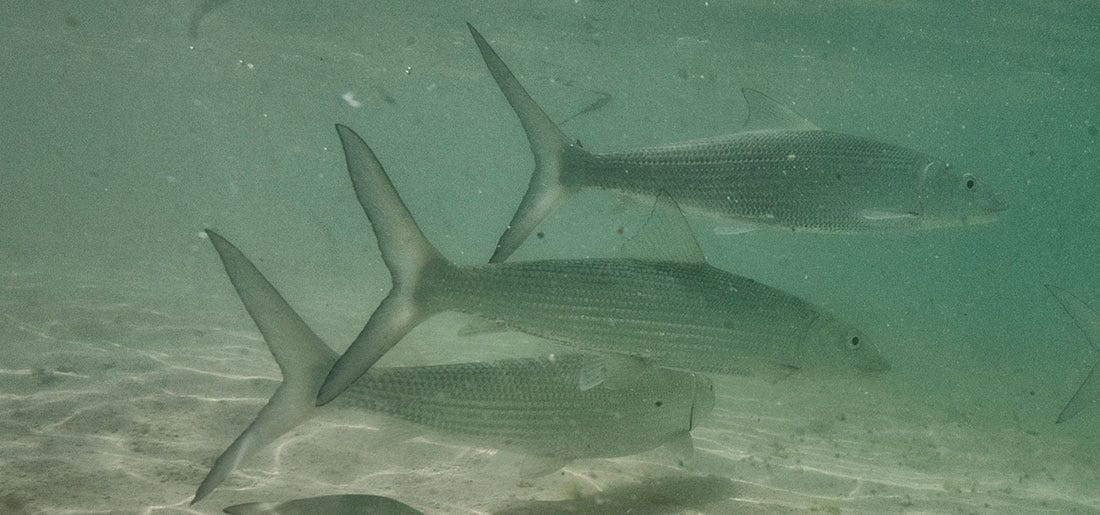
[664,430,696,468]
[457,316,512,337]
[617,192,706,264]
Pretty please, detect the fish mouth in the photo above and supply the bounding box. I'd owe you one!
[961,198,1007,226]
[859,355,891,374]
[980,193,1010,218]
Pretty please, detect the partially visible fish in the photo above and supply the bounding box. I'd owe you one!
[340,353,712,462]
[224,494,422,515]
[465,24,1008,263]
[192,230,713,503]
[1046,285,1100,423]
[493,474,737,515]
[187,0,231,39]
[315,124,887,405]
[221,475,735,514]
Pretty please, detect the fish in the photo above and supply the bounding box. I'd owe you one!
[224,494,423,515]
[315,124,888,405]
[222,475,734,515]
[464,24,1008,263]
[192,230,714,503]
[1046,285,1100,423]
[493,474,737,515]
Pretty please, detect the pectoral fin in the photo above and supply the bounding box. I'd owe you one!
[518,456,571,479]
[1056,360,1100,424]
[664,430,696,468]
[713,222,760,235]
[859,208,919,221]
[576,354,651,391]
[741,88,820,132]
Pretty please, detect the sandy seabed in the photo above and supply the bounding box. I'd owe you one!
[1,270,1097,515]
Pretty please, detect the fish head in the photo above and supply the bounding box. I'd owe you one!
[689,373,717,429]
[804,315,889,374]
[917,160,1007,227]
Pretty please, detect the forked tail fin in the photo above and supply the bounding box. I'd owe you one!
[1046,285,1100,423]
[192,230,337,504]
[467,23,577,263]
[316,126,450,405]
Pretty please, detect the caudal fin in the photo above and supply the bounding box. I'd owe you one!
[192,230,337,504]
[467,23,575,263]
[1046,285,1100,423]
[315,126,449,405]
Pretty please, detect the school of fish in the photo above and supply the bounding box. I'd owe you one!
[184,23,1052,513]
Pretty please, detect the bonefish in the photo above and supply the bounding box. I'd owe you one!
[316,124,887,404]
[192,231,713,502]
[465,24,1007,262]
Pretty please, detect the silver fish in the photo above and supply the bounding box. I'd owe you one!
[1046,285,1100,423]
[465,24,1008,263]
[340,354,712,461]
[315,125,887,405]
[192,230,713,503]
[224,494,422,515]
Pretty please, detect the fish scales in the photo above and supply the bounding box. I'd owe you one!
[567,130,930,232]
[463,24,1004,262]
[315,124,888,406]
[193,227,717,502]
[333,355,712,458]
[419,259,815,374]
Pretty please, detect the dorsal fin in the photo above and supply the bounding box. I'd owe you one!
[741,88,820,132]
[617,192,706,264]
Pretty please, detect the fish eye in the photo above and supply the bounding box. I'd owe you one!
[849,336,861,348]
[963,174,975,190]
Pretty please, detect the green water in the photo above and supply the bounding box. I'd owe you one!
[1,1,1098,512]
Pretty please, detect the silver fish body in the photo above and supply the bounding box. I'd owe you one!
[193,232,713,502]
[316,125,888,404]
[224,494,423,515]
[465,24,1006,262]
[419,258,873,376]
[566,129,1000,232]
[336,354,715,460]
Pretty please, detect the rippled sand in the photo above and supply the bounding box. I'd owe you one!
[2,272,1096,514]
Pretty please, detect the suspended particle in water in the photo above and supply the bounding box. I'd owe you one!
[341,92,362,108]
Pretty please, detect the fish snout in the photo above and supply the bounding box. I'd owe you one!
[982,192,1009,216]
[859,354,891,374]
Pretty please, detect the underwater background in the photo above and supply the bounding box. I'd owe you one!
[1,0,1098,512]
